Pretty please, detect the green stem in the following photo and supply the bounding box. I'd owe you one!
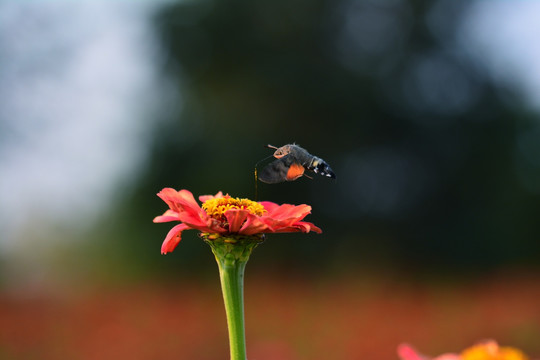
[205,237,261,360]
[219,255,247,360]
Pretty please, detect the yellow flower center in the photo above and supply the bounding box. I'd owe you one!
[461,343,529,360]
[202,196,266,220]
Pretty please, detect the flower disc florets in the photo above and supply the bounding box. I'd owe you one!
[202,196,266,223]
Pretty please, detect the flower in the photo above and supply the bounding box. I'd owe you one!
[460,341,529,360]
[398,344,460,360]
[153,188,322,254]
[397,341,530,360]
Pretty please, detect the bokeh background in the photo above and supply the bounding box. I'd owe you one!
[1,0,539,359]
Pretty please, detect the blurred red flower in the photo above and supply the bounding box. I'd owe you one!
[398,340,530,360]
[153,188,322,254]
[398,344,459,360]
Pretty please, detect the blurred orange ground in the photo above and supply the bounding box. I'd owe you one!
[1,272,539,360]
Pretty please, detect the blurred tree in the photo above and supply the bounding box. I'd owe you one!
[92,0,540,278]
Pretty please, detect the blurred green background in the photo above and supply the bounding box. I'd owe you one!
[1,0,540,359]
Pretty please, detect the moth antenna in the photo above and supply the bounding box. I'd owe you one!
[303,174,313,180]
[254,154,273,168]
[266,144,278,150]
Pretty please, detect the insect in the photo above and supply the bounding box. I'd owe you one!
[258,144,336,184]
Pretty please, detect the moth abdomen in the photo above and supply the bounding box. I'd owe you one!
[307,157,336,179]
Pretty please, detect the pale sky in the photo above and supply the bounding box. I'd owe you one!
[0,2,171,250]
[459,0,540,111]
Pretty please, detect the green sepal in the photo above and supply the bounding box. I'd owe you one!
[202,234,264,264]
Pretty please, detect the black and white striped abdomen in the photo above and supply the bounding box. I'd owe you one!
[307,156,336,179]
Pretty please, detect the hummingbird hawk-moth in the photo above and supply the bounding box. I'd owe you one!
[258,144,336,184]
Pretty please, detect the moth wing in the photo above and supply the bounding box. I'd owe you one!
[259,155,305,184]
[286,163,305,181]
[258,158,290,184]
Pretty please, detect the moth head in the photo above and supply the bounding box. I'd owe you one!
[268,144,293,159]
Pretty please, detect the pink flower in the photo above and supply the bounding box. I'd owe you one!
[153,188,322,254]
[398,344,460,360]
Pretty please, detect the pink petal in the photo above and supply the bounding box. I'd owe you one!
[157,188,209,228]
[224,209,249,233]
[302,221,322,233]
[272,221,322,234]
[264,203,313,223]
[239,213,270,235]
[397,344,427,360]
[153,210,180,223]
[161,223,189,254]
[261,213,318,232]
[157,188,196,212]
[305,222,322,233]
[199,191,224,203]
[157,189,200,214]
[180,218,228,235]
[260,201,280,213]
[259,205,313,232]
